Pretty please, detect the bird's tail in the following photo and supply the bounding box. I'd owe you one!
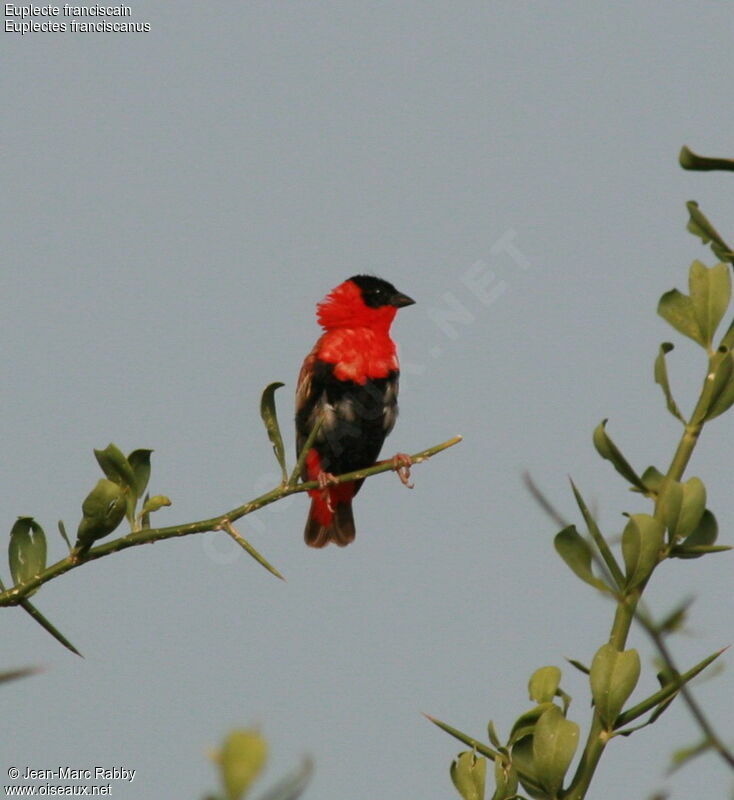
[304,484,356,547]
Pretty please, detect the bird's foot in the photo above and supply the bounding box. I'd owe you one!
[317,471,339,512]
[391,453,414,489]
[317,471,338,489]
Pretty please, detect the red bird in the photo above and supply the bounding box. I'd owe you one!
[296,275,415,547]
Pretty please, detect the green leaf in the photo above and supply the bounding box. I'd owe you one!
[700,348,734,421]
[689,261,731,349]
[670,509,729,557]
[720,318,734,350]
[556,688,572,716]
[655,477,682,540]
[592,420,647,491]
[140,493,151,529]
[9,518,47,588]
[127,449,153,498]
[424,715,501,762]
[528,666,562,705]
[94,443,137,489]
[19,598,82,657]
[659,260,732,350]
[141,495,172,515]
[615,647,726,728]
[424,714,549,799]
[487,721,501,749]
[680,146,734,174]
[658,289,705,347]
[590,643,641,728]
[219,729,267,800]
[260,382,288,484]
[569,480,625,588]
[676,477,706,539]
[450,751,486,800]
[554,526,610,594]
[509,736,543,800]
[613,691,676,738]
[684,200,734,265]
[671,544,731,557]
[646,693,677,726]
[57,520,72,551]
[692,349,729,424]
[565,658,590,676]
[655,476,706,544]
[621,514,665,589]
[491,756,518,800]
[75,479,128,553]
[653,343,685,422]
[683,509,719,547]
[532,705,579,797]
[508,704,554,747]
[639,465,664,495]
[255,758,313,800]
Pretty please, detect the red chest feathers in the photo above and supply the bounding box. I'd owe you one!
[317,328,399,383]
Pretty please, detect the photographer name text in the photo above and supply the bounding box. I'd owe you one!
[16,768,134,782]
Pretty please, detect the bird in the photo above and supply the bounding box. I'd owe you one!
[295,275,415,547]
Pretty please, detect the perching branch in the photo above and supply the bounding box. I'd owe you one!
[0,434,462,609]
[3,375,461,656]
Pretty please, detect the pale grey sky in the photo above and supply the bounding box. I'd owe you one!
[3,3,733,798]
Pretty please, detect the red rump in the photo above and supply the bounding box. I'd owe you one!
[305,449,355,527]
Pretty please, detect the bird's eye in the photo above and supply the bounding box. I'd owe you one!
[359,284,391,308]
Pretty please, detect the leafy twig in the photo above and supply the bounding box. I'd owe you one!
[0,435,462,608]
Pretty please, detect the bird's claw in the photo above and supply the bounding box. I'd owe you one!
[317,471,338,489]
[317,471,338,512]
[392,453,414,489]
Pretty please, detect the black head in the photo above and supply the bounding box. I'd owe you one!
[349,275,415,309]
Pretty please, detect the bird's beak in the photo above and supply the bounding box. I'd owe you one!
[390,291,415,308]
